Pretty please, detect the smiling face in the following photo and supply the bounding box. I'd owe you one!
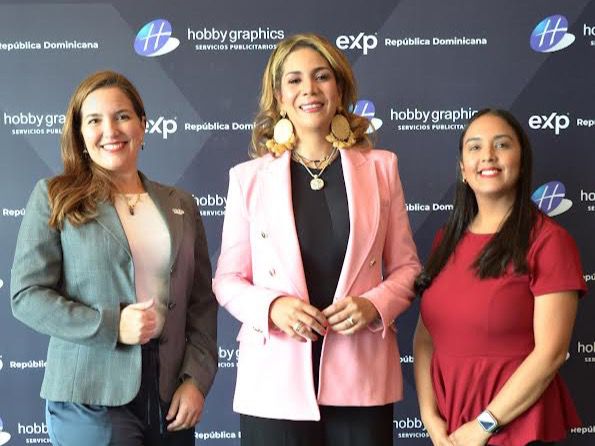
[276,47,341,139]
[80,87,145,177]
[460,113,522,205]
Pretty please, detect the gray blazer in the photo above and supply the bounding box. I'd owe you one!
[10,174,217,406]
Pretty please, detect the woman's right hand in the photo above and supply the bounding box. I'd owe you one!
[118,299,157,345]
[424,414,455,446]
[269,296,328,342]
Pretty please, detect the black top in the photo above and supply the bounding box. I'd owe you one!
[290,155,350,392]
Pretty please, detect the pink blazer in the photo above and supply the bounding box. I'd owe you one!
[213,148,420,420]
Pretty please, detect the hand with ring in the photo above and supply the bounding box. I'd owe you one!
[269,296,328,342]
[323,295,379,335]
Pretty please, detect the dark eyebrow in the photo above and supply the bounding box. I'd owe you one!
[283,66,331,77]
[463,136,481,145]
[493,134,513,140]
[82,108,131,120]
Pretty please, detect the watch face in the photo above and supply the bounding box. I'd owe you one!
[477,411,498,433]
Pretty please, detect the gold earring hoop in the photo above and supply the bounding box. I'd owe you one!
[326,109,356,149]
[266,111,296,156]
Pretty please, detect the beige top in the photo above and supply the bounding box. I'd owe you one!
[115,193,171,337]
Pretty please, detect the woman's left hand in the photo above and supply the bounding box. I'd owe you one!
[323,296,379,335]
[166,378,205,431]
[448,420,491,446]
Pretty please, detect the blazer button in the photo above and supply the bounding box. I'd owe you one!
[269,268,276,277]
[168,302,176,310]
[261,231,268,239]
[369,258,377,267]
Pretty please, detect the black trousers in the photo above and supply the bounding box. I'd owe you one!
[240,404,393,446]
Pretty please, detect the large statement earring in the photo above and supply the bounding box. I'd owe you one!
[266,111,296,156]
[326,109,356,149]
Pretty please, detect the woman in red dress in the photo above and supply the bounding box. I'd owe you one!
[413,109,586,446]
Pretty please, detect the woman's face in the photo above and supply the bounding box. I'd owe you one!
[80,87,145,177]
[460,114,522,204]
[276,47,341,139]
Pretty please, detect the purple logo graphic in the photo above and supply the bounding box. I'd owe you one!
[134,19,180,57]
[530,15,575,53]
[532,181,573,216]
[352,99,383,133]
[0,416,11,445]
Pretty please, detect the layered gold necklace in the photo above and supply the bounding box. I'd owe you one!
[291,147,339,191]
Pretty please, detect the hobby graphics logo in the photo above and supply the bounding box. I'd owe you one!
[353,100,383,133]
[532,181,573,216]
[0,416,11,446]
[134,19,180,57]
[530,15,575,53]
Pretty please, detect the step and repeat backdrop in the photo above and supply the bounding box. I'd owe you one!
[0,0,593,444]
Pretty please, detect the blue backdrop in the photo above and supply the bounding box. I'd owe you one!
[0,1,593,444]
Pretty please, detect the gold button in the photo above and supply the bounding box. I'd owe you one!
[369,258,377,267]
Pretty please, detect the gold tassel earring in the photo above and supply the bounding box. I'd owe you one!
[266,111,296,156]
[326,109,356,149]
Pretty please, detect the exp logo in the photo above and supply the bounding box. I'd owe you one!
[336,33,378,55]
[532,181,573,216]
[0,417,11,446]
[134,19,180,57]
[530,15,575,53]
[352,100,383,133]
[145,117,177,139]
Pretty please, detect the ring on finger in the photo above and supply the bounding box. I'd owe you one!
[293,321,304,333]
[347,316,356,327]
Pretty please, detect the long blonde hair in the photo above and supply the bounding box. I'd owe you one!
[250,33,371,158]
[47,70,146,228]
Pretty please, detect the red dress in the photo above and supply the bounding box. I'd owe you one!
[421,215,586,446]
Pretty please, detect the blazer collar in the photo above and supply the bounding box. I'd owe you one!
[94,172,182,267]
[261,152,309,298]
[335,148,379,298]
[260,149,380,300]
[141,172,183,268]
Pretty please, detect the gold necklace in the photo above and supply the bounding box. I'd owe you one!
[124,194,141,215]
[292,148,338,190]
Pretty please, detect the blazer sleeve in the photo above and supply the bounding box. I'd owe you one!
[10,179,120,347]
[212,167,282,339]
[178,197,218,396]
[360,154,421,337]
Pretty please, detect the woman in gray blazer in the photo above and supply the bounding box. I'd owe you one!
[10,70,217,446]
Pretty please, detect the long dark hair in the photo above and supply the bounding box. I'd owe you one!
[415,108,538,294]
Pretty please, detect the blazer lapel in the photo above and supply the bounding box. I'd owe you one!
[335,149,379,299]
[95,202,132,258]
[143,175,182,269]
[260,152,309,300]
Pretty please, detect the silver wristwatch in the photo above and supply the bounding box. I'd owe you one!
[477,409,499,433]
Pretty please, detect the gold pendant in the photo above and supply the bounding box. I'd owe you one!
[310,177,325,190]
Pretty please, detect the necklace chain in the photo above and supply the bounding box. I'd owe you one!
[124,194,141,215]
[291,148,338,191]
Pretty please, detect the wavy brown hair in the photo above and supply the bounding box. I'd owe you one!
[47,70,146,228]
[250,33,372,158]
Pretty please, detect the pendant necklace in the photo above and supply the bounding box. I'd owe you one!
[292,147,338,191]
[124,194,141,215]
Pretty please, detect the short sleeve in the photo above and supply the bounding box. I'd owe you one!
[528,222,587,298]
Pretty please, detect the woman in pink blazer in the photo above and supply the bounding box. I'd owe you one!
[213,33,421,446]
